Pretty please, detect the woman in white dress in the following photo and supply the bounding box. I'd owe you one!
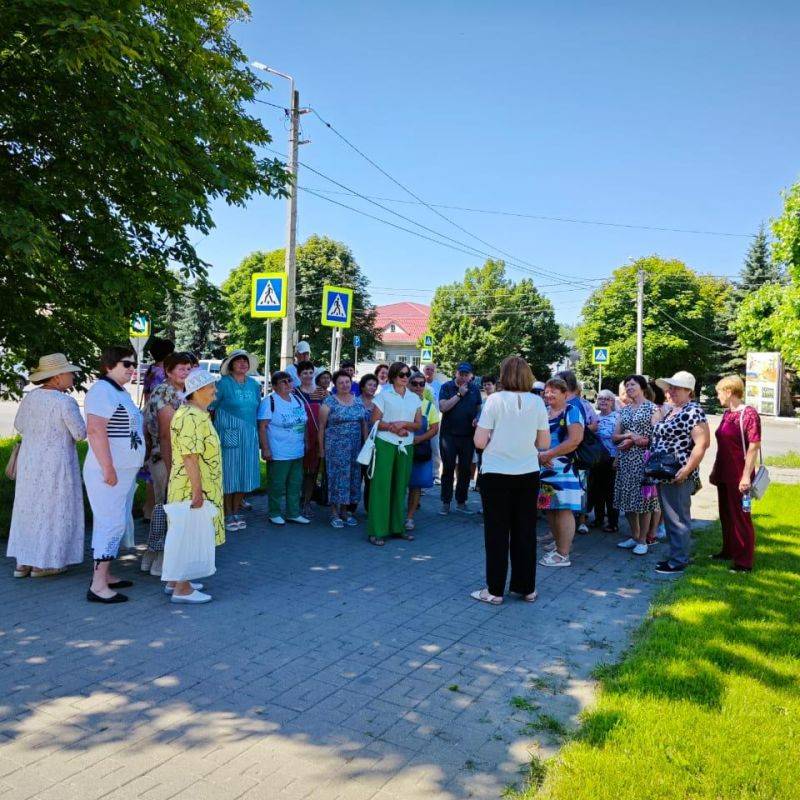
[84,346,145,604]
[7,354,86,577]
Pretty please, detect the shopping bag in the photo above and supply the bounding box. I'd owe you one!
[161,500,219,581]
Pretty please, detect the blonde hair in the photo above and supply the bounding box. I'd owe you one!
[716,375,744,399]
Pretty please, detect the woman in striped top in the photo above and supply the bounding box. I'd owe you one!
[84,346,145,604]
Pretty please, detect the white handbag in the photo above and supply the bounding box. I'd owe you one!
[357,422,379,477]
[162,500,219,581]
[738,407,770,500]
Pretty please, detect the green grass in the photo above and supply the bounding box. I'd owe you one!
[510,483,800,800]
[764,450,800,468]
[0,435,267,538]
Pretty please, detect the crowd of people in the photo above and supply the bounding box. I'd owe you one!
[5,338,764,607]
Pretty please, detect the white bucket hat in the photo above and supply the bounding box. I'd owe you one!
[184,368,218,396]
[220,349,258,376]
[28,353,80,383]
[656,370,696,392]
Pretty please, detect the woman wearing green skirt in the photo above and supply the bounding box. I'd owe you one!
[367,362,422,546]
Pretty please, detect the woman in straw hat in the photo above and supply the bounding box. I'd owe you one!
[7,354,86,578]
[210,349,261,532]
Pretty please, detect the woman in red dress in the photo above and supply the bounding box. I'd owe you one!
[710,376,762,572]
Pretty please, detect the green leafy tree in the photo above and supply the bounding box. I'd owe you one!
[427,260,565,378]
[222,236,379,368]
[575,256,729,384]
[772,180,800,280]
[0,1,287,394]
[173,280,228,358]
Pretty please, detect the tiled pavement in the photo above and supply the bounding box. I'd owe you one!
[0,490,710,800]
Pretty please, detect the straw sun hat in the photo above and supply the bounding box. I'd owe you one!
[28,353,80,383]
[220,349,259,376]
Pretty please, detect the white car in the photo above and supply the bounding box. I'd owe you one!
[198,358,266,393]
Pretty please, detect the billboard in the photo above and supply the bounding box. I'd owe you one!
[745,352,782,416]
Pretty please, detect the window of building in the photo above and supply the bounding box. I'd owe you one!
[411,356,421,367]
[396,355,408,363]
[389,324,396,332]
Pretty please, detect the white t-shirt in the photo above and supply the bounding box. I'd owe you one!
[373,386,422,446]
[257,392,307,460]
[84,377,145,469]
[478,391,549,475]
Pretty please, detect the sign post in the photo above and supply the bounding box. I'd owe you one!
[353,335,361,374]
[251,272,288,387]
[129,313,151,406]
[322,285,353,373]
[592,346,610,393]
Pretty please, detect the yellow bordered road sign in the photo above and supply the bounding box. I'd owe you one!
[321,285,353,328]
[251,272,287,319]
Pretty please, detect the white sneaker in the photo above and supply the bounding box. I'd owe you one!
[235,515,247,530]
[170,589,212,604]
[286,515,311,525]
[632,543,649,555]
[225,517,239,532]
[164,582,203,594]
[149,553,163,577]
[140,551,154,573]
[539,550,571,567]
[617,538,638,549]
[269,516,286,526]
[577,523,589,535]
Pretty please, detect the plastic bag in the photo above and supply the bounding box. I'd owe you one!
[161,500,219,581]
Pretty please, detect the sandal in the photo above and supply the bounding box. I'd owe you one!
[368,535,385,547]
[470,588,503,605]
[602,524,619,533]
[13,566,31,578]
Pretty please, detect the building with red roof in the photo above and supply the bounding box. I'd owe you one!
[370,302,431,367]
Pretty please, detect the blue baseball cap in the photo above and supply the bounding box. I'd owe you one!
[456,362,473,373]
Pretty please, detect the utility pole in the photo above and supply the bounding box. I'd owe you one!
[250,62,308,370]
[635,267,645,374]
[281,87,301,369]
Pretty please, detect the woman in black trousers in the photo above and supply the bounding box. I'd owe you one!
[471,357,550,605]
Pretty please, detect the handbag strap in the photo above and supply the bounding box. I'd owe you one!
[293,388,319,432]
[737,405,764,467]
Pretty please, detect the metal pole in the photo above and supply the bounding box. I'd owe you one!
[264,320,272,391]
[329,328,336,371]
[354,345,359,376]
[598,363,602,393]
[635,267,644,374]
[280,87,300,369]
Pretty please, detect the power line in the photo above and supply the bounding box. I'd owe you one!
[300,186,755,239]
[307,107,602,288]
[648,305,731,347]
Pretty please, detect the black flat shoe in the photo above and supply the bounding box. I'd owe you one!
[108,580,133,589]
[87,589,128,604]
[708,552,729,561]
[729,565,752,573]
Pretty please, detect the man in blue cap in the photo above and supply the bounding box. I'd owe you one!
[438,362,482,514]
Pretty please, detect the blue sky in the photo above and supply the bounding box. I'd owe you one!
[197,1,800,323]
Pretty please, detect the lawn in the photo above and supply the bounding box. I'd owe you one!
[1,436,267,538]
[764,450,800,469]
[512,482,800,800]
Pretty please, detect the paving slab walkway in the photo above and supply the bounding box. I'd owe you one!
[0,488,711,800]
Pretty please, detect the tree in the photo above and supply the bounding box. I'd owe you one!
[575,256,729,384]
[221,236,379,369]
[173,280,228,358]
[0,2,287,394]
[772,180,800,281]
[734,225,784,302]
[427,260,565,378]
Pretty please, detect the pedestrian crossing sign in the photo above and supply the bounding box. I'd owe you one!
[421,347,433,362]
[129,313,150,338]
[321,285,353,328]
[593,346,610,364]
[251,272,287,319]
[423,334,433,348]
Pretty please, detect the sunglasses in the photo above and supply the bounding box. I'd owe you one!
[398,371,411,378]
[120,360,137,369]
[410,380,425,387]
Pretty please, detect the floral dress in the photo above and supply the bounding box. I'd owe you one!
[323,395,365,505]
[168,404,225,545]
[538,404,585,511]
[613,400,660,513]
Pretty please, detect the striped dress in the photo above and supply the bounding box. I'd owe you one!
[211,375,261,494]
[537,404,585,511]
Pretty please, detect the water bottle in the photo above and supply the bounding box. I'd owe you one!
[741,492,752,514]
